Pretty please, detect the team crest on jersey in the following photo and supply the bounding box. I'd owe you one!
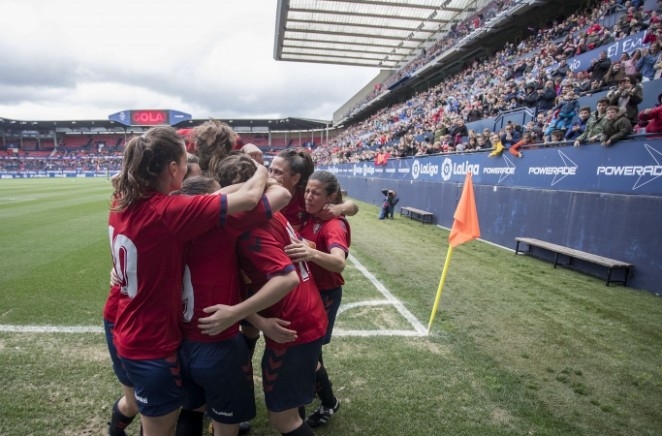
[313,223,321,234]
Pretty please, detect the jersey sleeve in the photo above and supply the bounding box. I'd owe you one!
[323,218,350,256]
[159,193,225,241]
[224,195,272,232]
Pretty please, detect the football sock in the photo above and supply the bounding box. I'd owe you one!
[298,406,306,419]
[314,365,337,408]
[175,409,204,436]
[282,421,315,436]
[108,398,135,436]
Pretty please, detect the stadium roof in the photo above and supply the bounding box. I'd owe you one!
[274,0,477,69]
[0,116,331,134]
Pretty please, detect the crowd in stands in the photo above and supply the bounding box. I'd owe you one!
[313,0,662,166]
[0,155,122,173]
[345,0,515,118]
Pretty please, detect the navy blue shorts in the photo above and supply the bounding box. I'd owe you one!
[321,286,343,345]
[179,334,256,424]
[120,353,184,417]
[262,338,323,412]
[103,319,132,387]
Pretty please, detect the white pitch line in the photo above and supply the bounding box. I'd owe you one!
[0,324,103,333]
[345,254,427,335]
[1,255,427,337]
[333,329,425,337]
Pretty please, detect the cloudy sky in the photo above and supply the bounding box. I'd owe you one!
[0,0,378,122]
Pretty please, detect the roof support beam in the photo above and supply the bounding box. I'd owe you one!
[284,27,427,43]
[287,7,450,23]
[286,18,436,33]
[283,36,417,50]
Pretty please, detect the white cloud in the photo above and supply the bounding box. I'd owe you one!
[0,0,377,122]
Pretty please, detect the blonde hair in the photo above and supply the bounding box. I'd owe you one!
[194,119,238,182]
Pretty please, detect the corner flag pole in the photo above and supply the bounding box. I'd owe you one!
[427,245,454,334]
[427,172,480,335]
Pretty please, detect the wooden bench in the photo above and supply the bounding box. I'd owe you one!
[514,237,633,286]
[399,206,434,224]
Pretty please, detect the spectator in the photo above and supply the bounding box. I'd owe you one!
[546,89,580,135]
[509,132,534,158]
[607,74,643,127]
[602,61,627,87]
[550,57,570,79]
[637,93,662,134]
[524,119,545,143]
[500,123,521,149]
[476,134,490,150]
[576,71,593,94]
[448,117,469,145]
[636,44,660,81]
[537,80,558,113]
[548,129,566,144]
[587,50,612,88]
[574,98,610,146]
[565,106,592,141]
[466,135,479,150]
[522,83,539,108]
[488,133,505,157]
[601,106,633,146]
[626,48,643,75]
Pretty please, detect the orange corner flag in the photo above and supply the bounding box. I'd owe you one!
[448,172,480,248]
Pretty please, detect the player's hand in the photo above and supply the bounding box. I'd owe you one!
[198,304,240,336]
[241,143,264,165]
[110,268,121,286]
[260,318,297,343]
[318,203,342,220]
[284,240,314,263]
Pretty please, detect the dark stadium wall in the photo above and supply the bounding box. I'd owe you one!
[322,143,662,294]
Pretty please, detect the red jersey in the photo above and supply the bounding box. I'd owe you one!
[238,213,328,350]
[280,189,307,231]
[182,196,273,342]
[299,215,351,292]
[108,191,225,360]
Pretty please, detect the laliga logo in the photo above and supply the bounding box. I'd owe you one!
[411,160,439,180]
[412,160,421,179]
[441,158,453,181]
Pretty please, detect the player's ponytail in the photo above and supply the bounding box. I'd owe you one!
[112,127,184,211]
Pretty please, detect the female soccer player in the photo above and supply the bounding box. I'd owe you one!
[284,170,351,428]
[219,154,329,436]
[107,126,269,436]
[176,169,292,436]
[268,148,358,230]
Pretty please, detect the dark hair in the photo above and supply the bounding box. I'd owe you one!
[216,153,257,187]
[309,170,343,205]
[579,106,591,112]
[277,148,314,191]
[179,175,218,195]
[195,120,238,182]
[112,126,184,211]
